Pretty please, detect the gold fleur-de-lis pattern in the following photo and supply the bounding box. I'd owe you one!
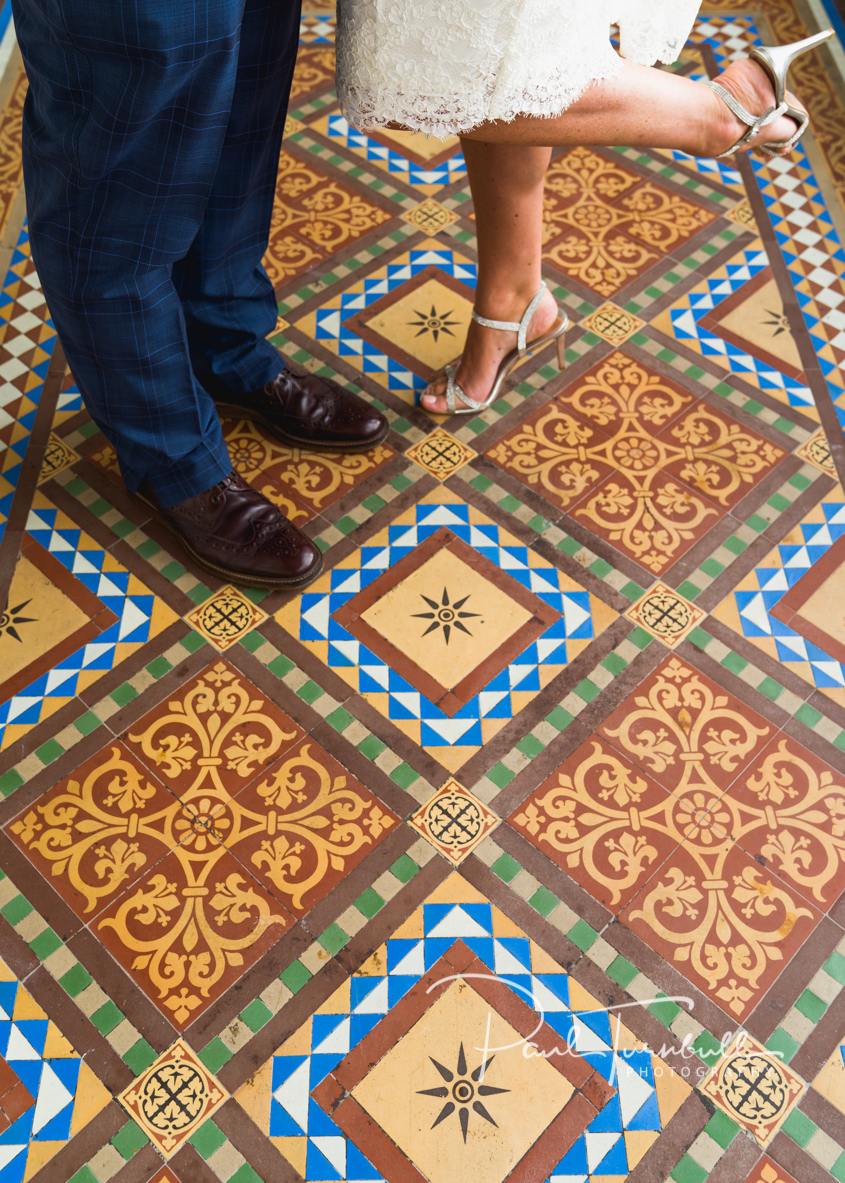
[511,657,845,1018]
[487,353,785,572]
[542,147,716,296]
[6,661,397,1026]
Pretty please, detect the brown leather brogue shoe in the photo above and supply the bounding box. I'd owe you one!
[135,471,322,589]
[214,365,388,451]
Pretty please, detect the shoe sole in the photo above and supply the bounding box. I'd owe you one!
[134,491,324,590]
[214,402,390,452]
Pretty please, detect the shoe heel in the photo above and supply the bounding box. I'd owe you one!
[556,331,567,369]
[751,30,833,102]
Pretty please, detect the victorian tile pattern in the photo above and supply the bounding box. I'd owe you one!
[1,7,845,1183]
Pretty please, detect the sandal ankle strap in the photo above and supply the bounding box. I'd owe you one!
[471,282,547,351]
[703,79,788,157]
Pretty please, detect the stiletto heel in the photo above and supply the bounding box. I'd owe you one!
[555,330,567,369]
[435,281,569,415]
[703,28,833,158]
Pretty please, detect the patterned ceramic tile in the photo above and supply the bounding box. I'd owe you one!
[486,351,786,574]
[263,148,393,286]
[711,487,845,709]
[738,1159,800,1183]
[118,1040,226,1155]
[625,584,705,647]
[405,429,476,481]
[700,1032,804,1146]
[409,781,499,864]
[795,429,836,476]
[288,45,335,103]
[37,434,78,485]
[401,199,461,235]
[235,875,692,1182]
[651,241,818,416]
[813,1040,845,1119]
[221,415,395,521]
[276,488,618,772]
[0,954,111,1181]
[542,147,716,297]
[295,238,478,404]
[0,499,178,751]
[307,110,466,196]
[581,302,646,344]
[184,586,269,651]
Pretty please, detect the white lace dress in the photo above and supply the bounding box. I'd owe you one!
[337,0,702,137]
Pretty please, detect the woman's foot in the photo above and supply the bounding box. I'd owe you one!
[707,57,807,157]
[420,286,561,414]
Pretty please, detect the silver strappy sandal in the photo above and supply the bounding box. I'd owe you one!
[436,281,568,415]
[703,29,833,159]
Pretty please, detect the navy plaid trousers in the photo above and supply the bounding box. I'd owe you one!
[13,0,301,505]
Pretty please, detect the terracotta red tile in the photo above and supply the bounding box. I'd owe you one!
[123,659,305,799]
[656,400,787,510]
[555,350,694,434]
[94,843,294,1028]
[597,654,775,795]
[508,736,681,912]
[720,733,845,910]
[3,740,185,921]
[619,831,822,1020]
[224,736,400,916]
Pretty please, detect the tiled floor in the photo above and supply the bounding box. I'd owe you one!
[1,4,845,1183]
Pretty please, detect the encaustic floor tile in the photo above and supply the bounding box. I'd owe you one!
[275,486,619,773]
[711,484,845,711]
[0,493,178,751]
[0,954,111,1183]
[485,349,787,575]
[234,874,691,1183]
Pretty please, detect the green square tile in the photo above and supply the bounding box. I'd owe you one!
[823,950,845,985]
[574,678,600,703]
[391,472,414,492]
[181,629,206,653]
[498,494,521,514]
[545,705,574,731]
[648,996,681,1025]
[589,558,612,579]
[389,853,419,884]
[831,1152,845,1183]
[189,1119,228,1159]
[197,1038,232,1073]
[620,580,645,603]
[122,1039,158,1075]
[686,626,712,651]
[91,1000,123,1035]
[703,1110,738,1149]
[35,738,64,766]
[160,561,188,582]
[326,707,354,732]
[528,887,559,918]
[1,896,32,927]
[68,1168,99,1183]
[319,923,350,956]
[692,1029,722,1061]
[721,650,747,675]
[268,654,295,678]
[491,853,521,883]
[671,1154,707,1183]
[228,1165,262,1183]
[111,1119,149,1159]
[781,1108,816,1147]
[747,514,768,534]
[723,535,747,556]
[789,471,811,491]
[606,956,638,989]
[296,679,323,704]
[602,653,627,676]
[355,888,385,919]
[767,492,790,513]
[390,763,418,789]
[280,960,312,994]
[238,630,266,654]
[487,762,515,789]
[516,734,545,758]
[628,626,653,650]
[336,515,357,535]
[795,703,822,729]
[568,920,598,952]
[144,655,171,679]
[765,1027,799,1064]
[757,676,783,701]
[795,988,825,1023]
[357,734,386,760]
[240,997,273,1033]
[110,682,139,707]
[0,770,24,798]
[29,928,63,959]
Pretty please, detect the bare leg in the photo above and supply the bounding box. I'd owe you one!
[421,142,555,414]
[420,57,802,412]
[460,59,801,155]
